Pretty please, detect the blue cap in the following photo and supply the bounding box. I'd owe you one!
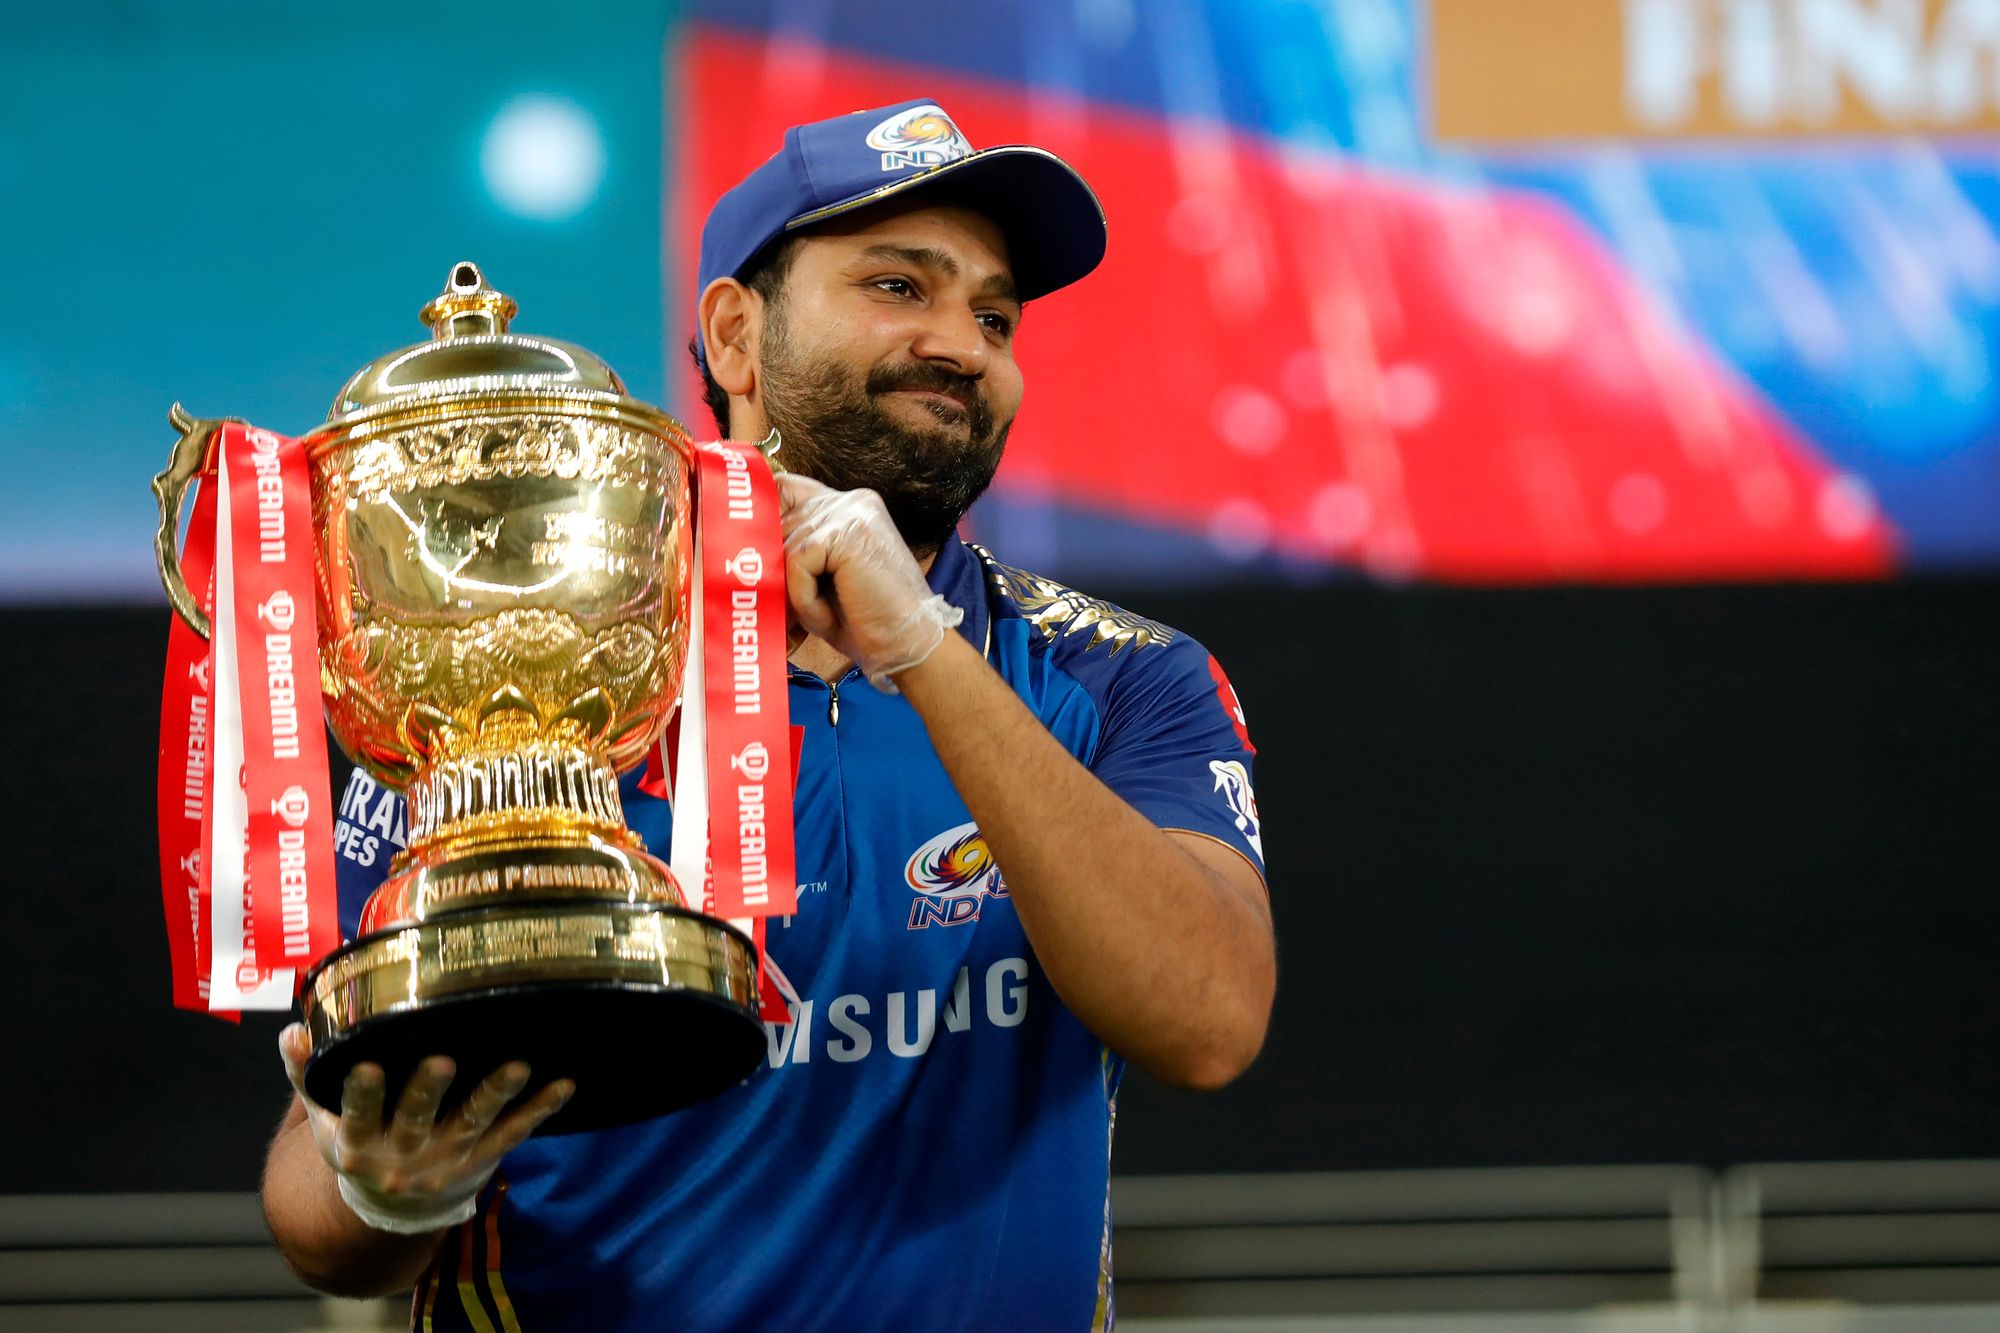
[694,98,1107,366]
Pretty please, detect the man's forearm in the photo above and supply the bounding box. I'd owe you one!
[262,1100,445,1299]
[895,633,1275,1087]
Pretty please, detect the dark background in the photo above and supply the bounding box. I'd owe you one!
[4,578,1996,1194]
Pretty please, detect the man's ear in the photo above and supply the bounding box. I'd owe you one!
[699,277,761,400]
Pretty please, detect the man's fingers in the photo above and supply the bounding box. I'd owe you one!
[387,1056,457,1153]
[338,1062,386,1124]
[453,1062,532,1137]
[473,1079,576,1168]
[335,1063,387,1157]
[279,1026,346,1150]
[779,483,868,632]
[787,538,836,638]
[278,1024,311,1098]
[775,471,830,515]
[795,584,837,640]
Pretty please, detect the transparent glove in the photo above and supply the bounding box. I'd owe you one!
[279,1024,572,1235]
[776,472,963,692]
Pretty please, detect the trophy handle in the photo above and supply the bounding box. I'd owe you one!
[755,427,783,472]
[151,402,243,640]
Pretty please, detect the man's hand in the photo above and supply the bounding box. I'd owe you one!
[776,473,962,690]
[278,1024,572,1235]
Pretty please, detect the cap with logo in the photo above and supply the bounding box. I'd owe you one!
[694,98,1108,365]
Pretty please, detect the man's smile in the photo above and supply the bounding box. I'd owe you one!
[887,386,969,409]
[880,386,976,426]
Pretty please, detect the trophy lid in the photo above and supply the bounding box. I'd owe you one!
[326,261,631,420]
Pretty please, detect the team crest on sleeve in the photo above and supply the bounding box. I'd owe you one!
[865,104,974,171]
[905,821,1010,929]
[1208,760,1264,861]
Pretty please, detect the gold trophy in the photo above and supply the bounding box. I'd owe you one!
[152,262,765,1132]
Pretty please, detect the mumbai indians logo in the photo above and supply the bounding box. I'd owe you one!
[865,104,973,172]
[1209,759,1264,861]
[905,821,1009,929]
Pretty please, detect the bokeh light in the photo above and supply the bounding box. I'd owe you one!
[481,95,606,221]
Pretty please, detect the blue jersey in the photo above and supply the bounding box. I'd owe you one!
[331,534,1264,1332]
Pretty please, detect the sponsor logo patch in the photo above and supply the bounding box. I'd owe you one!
[272,785,311,828]
[256,589,295,631]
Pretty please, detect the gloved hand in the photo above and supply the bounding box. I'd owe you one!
[279,1024,572,1235]
[776,472,963,692]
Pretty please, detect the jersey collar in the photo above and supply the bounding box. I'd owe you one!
[928,532,992,661]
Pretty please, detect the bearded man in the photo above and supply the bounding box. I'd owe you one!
[263,98,1275,1332]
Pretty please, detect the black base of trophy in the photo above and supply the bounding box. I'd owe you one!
[297,900,767,1136]
[300,982,767,1135]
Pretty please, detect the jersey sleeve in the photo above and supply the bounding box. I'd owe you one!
[1086,637,1265,877]
[331,766,407,941]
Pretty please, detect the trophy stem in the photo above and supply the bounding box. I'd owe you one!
[316,732,765,1138]
[358,736,678,935]
[403,738,637,866]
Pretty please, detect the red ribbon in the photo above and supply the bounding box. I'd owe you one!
[691,440,798,923]
[644,715,805,1023]
[156,423,340,1015]
[223,426,340,985]
[654,440,798,1022]
[157,475,224,1016]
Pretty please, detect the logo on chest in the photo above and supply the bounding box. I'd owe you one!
[905,821,1009,929]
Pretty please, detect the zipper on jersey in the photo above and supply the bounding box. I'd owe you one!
[787,666,842,726]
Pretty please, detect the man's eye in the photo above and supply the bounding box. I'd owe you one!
[977,311,1014,337]
[874,277,917,297]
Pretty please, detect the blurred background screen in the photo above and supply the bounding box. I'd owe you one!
[5,0,1999,600]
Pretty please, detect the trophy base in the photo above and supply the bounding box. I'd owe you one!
[299,899,764,1135]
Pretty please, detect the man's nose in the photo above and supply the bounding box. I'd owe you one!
[909,305,989,378]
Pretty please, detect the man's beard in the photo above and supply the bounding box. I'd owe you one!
[757,313,1010,553]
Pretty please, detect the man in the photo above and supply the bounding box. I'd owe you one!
[263,98,1275,1330]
